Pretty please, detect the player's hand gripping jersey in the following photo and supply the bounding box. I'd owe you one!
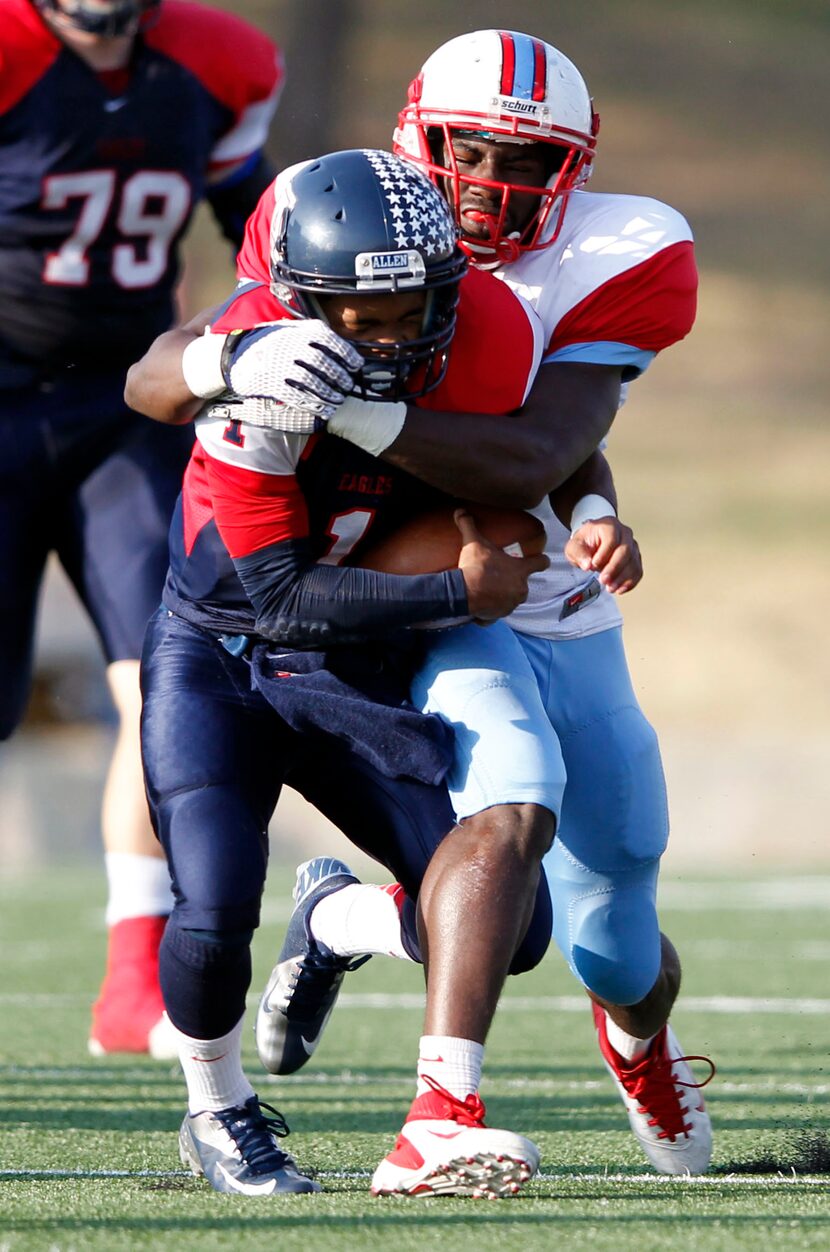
[0,0,282,370]
[164,272,543,645]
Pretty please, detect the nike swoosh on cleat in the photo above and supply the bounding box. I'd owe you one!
[425,1130,462,1140]
[216,1164,277,1195]
[300,1036,317,1055]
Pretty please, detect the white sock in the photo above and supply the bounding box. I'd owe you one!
[310,882,414,961]
[416,1035,484,1101]
[171,1015,255,1115]
[603,1012,655,1064]
[105,852,174,925]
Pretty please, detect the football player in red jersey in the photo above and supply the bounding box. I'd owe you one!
[0,0,283,1058]
[134,150,555,1196]
[129,32,714,1186]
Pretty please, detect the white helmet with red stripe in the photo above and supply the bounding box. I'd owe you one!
[393,29,599,264]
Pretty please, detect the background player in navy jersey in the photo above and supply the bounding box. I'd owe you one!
[0,0,283,1057]
[135,149,554,1196]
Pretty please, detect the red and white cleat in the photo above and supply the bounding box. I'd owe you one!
[88,915,177,1059]
[371,1077,539,1198]
[592,1002,715,1175]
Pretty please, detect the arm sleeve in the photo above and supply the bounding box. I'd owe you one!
[205,154,276,249]
[201,448,468,645]
[234,538,468,646]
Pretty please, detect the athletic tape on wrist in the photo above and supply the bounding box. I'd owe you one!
[181,330,228,399]
[570,494,616,534]
[327,395,407,457]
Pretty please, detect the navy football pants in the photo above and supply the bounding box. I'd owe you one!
[0,371,192,737]
[140,610,552,1038]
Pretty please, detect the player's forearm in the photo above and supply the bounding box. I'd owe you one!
[549,450,618,530]
[234,539,468,646]
[125,328,203,424]
[379,410,556,508]
[345,362,622,510]
[125,308,219,425]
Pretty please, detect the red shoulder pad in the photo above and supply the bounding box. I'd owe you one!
[144,0,283,116]
[550,240,698,355]
[0,0,61,115]
[420,267,541,414]
[236,181,275,282]
[202,450,309,558]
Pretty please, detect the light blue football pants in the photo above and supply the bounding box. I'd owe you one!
[412,622,668,1005]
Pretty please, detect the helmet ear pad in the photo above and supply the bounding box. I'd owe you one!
[268,149,466,401]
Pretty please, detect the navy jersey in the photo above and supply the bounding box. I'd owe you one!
[163,277,544,641]
[0,0,282,368]
[164,418,450,636]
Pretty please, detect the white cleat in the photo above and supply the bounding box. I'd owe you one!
[371,1080,539,1198]
[592,1003,715,1175]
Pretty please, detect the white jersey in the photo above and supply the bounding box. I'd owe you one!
[498,189,697,639]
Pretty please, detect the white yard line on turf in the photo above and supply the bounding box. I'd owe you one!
[1,993,830,1013]
[0,1168,827,1185]
[1,1066,827,1097]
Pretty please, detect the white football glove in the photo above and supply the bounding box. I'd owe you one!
[204,394,333,434]
[221,320,363,421]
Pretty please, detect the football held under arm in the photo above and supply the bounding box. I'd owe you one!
[197,423,468,646]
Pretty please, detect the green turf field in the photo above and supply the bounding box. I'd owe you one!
[1,865,828,1250]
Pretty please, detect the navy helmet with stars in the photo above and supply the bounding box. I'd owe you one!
[268,148,466,400]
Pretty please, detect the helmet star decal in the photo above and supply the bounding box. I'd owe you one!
[363,150,457,257]
[267,149,466,403]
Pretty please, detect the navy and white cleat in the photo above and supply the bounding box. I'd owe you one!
[256,858,370,1075]
[179,1095,320,1195]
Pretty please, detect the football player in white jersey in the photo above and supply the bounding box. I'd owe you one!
[125,32,714,1187]
[254,30,714,1181]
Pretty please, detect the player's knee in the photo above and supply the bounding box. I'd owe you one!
[570,940,661,1006]
[160,920,253,1038]
[465,803,555,863]
[554,875,662,1005]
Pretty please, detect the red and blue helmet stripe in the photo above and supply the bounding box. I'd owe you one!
[498,31,547,102]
